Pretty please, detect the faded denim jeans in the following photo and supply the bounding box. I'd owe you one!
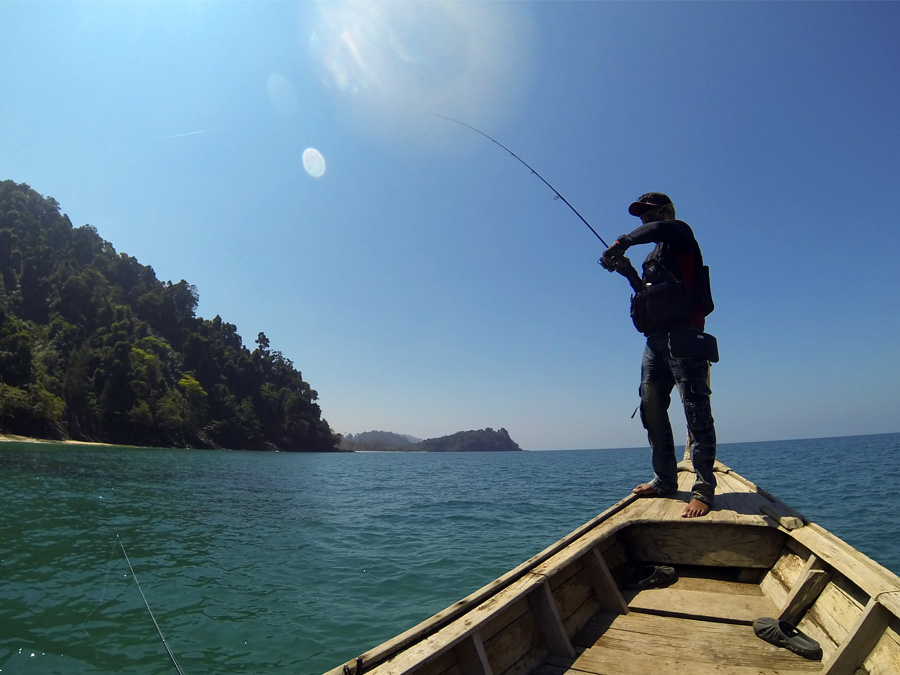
[640,333,717,504]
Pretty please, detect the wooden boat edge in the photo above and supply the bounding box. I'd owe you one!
[323,461,900,675]
[322,491,643,675]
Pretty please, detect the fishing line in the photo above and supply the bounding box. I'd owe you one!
[117,535,186,675]
[81,537,121,647]
[436,114,610,248]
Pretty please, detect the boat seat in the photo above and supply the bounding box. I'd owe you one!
[624,575,780,624]
[536,610,823,675]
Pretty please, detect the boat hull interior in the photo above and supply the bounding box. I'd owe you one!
[326,465,900,675]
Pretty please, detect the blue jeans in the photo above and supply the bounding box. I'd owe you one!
[640,333,717,504]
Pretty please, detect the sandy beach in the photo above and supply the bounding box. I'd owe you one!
[0,434,117,447]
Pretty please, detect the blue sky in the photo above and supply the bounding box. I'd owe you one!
[2,1,898,450]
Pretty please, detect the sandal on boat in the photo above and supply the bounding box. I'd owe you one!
[627,565,676,590]
[753,617,823,660]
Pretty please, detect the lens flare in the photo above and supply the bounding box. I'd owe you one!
[303,148,326,178]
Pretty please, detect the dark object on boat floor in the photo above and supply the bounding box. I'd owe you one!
[627,564,677,590]
[753,617,823,660]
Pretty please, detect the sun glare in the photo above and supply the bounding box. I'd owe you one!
[307,0,535,144]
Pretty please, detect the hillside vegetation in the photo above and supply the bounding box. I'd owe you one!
[0,181,339,451]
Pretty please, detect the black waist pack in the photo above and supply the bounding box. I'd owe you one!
[630,281,692,335]
[668,329,719,363]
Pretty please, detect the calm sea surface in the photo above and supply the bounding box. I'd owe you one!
[1,433,898,675]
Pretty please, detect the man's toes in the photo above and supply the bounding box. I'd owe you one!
[682,499,710,518]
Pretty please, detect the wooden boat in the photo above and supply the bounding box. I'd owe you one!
[323,458,900,675]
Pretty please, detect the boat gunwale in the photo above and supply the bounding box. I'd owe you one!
[326,464,763,674]
[324,463,900,675]
[323,490,642,674]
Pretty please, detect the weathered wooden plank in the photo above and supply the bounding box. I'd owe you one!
[454,632,492,675]
[663,575,770,596]
[547,562,600,637]
[544,559,599,640]
[582,547,628,614]
[566,610,835,674]
[529,579,576,659]
[761,506,805,531]
[480,595,532,644]
[626,578,778,624]
[561,593,601,643]
[715,472,774,525]
[822,598,892,675]
[760,548,807,609]
[862,621,900,675]
[628,587,775,624]
[575,641,822,674]
[415,648,459,675]
[779,556,832,625]
[546,555,584,594]
[621,521,786,568]
[659,494,690,522]
[418,662,460,675]
[795,578,867,663]
[569,614,821,673]
[587,630,813,666]
[634,491,684,523]
[570,612,618,651]
[721,469,809,530]
[483,606,545,675]
[876,590,900,619]
[362,575,542,675]
[582,611,820,666]
[791,523,900,599]
[493,640,549,675]
[579,610,773,644]
[713,471,754,517]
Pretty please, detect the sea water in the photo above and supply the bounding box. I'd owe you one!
[1,433,898,675]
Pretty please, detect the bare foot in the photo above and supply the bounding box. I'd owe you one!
[682,498,711,518]
[633,483,656,496]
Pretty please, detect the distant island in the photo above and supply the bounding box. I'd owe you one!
[340,430,421,452]
[341,428,521,453]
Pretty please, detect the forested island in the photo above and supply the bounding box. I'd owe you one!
[0,181,339,451]
[340,430,421,452]
[341,428,521,452]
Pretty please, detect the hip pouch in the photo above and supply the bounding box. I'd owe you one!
[630,281,692,335]
[668,329,719,363]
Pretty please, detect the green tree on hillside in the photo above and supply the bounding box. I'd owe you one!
[0,180,340,451]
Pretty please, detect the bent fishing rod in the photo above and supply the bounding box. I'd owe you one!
[436,115,610,249]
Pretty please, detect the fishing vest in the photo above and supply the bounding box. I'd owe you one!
[630,242,714,335]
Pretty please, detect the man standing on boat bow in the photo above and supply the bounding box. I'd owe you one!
[600,193,718,518]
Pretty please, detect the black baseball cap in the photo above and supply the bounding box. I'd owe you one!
[628,192,672,216]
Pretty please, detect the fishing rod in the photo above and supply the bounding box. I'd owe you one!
[118,535,186,675]
[436,115,610,248]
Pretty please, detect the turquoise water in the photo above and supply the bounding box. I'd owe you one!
[1,433,898,674]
